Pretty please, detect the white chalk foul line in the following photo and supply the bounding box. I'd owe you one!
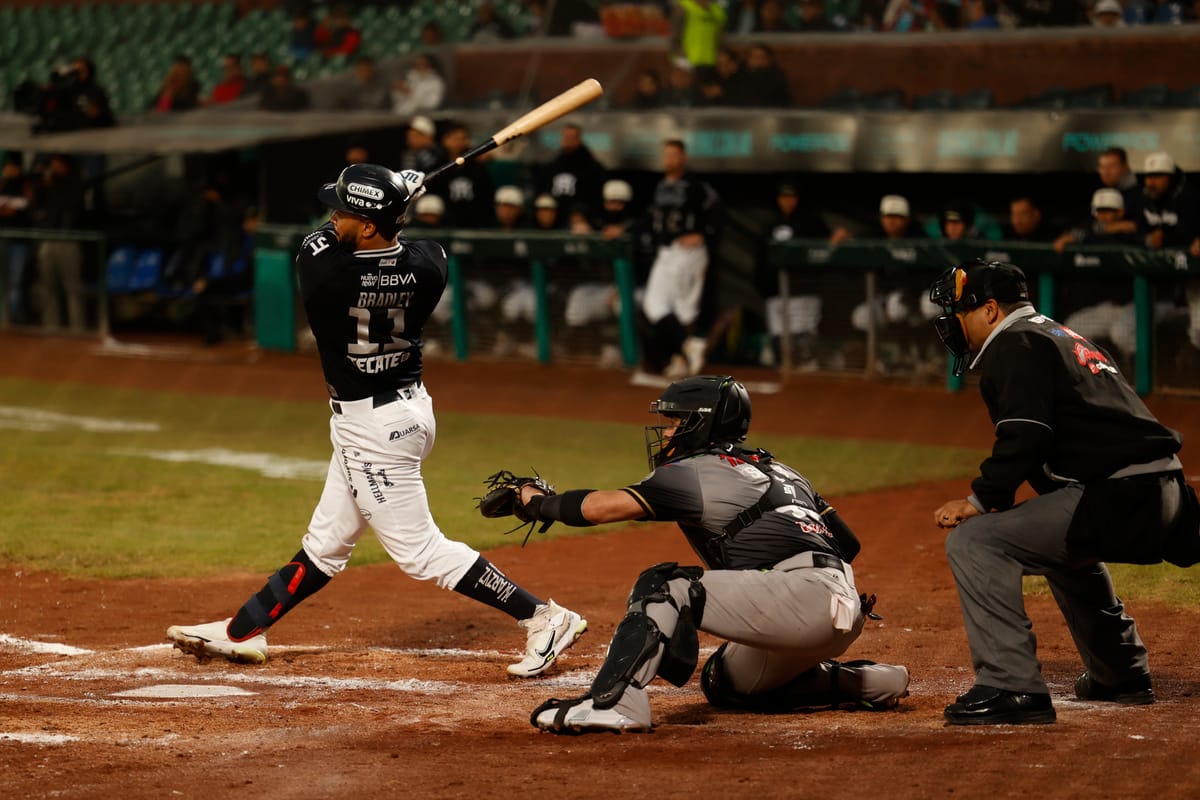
[0,732,80,745]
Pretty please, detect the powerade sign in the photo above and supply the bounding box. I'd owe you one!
[936,129,1020,159]
[1061,130,1161,153]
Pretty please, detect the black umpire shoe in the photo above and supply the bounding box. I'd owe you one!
[1074,671,1155,705]
[944,684,1056,725]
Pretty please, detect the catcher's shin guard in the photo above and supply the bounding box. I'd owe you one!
[590,562,705,709]
[228,549,331,640]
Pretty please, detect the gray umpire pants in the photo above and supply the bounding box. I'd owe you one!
[945,483,1148,695]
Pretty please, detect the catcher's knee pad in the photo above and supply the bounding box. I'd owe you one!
[230,549,331,638]
[590,562,706,709]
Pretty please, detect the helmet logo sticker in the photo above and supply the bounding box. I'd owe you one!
[347,182,384,200]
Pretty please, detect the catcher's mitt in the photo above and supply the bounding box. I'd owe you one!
[477,470,556,544]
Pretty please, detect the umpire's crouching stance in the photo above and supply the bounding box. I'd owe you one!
[929,260,1199,725]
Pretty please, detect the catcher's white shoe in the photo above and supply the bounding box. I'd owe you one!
[507,600,587,677]
[531,695,651,734]
[166,618,268,665]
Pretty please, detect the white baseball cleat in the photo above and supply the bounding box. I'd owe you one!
[507,600,588,677]
[166,618,268,665]
[531,695,651,734]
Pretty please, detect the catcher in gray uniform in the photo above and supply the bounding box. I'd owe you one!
[490,375,909,734]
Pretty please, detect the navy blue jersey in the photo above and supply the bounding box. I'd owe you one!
[295,222,448,400]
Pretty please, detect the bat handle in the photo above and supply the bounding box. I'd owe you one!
[424,139,499,184]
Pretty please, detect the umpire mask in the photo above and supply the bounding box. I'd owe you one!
[928,260,1030,376]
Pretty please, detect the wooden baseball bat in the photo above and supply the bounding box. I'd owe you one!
[424,79,604,183]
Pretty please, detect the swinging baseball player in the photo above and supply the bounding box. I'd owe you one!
[166,163,587,677]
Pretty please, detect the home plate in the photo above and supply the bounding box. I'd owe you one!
[112,684,257,699]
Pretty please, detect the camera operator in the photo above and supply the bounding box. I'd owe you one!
[17,58,115,134]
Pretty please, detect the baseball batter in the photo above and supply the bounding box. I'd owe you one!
[491,375,909,733]
[167,163,587,677]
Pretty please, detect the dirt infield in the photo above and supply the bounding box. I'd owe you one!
[2,332,1200,800]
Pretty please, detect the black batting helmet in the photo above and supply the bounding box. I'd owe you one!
[645,375,752,469]
[317,163,424,237]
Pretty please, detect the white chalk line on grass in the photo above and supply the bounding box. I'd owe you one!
[0,406,160,433]
[110,447,328,481]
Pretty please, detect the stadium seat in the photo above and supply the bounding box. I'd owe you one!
[128,249,164,293]
[1020,86,1068,110]
[105,247,138,293]
[1121,84,1169,108]
[913,89,959,111]
[860,89,906,111]
[819,87,862,110]
[957,88,994,109]
[1167,85,1200,108]
[1066,84,1113,109]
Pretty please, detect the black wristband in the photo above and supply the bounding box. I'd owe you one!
[534,490,595,527]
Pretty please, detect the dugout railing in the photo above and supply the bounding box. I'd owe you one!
[767,239,1200,395]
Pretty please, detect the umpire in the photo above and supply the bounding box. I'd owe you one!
[928,260,1199,726]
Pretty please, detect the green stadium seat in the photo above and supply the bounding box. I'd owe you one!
[819,87,861,109]
[1167,85,1200,108]
[913,89,958,111]
[958,88,994,109]
[1020,86,1068,110]
[1121,84,1169,108]
[860,89,906,110]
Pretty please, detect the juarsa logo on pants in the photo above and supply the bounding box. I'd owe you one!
[389,424,419,441]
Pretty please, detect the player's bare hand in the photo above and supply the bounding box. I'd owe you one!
[934,499,978,529]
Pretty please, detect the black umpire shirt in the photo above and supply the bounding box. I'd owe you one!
[295,222,447,400]
[968,305,1182,512]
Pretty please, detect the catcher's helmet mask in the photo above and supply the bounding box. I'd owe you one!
[646,376,752,469]
[929,260,1029,376]
[317,163,426,237]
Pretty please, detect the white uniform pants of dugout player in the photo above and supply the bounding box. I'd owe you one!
[300,383,479,587]
[641,242,707,326]
[605,551,878,726]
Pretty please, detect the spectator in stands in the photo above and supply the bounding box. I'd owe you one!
[207,54,247,106]
[335,56,390,111]
[698,47,742,106]
[881,0,935,31]
[1054,187,1143,251]
[629,69,664,110]
[408,193,446,229]
[401,116,441,173]
[1006,0,1086,25]
[727,0,758,33]
[28,154,86,333]
[797,0,839,31]
[676,0,727,80]
[21,57,115,133]
[533,194,561,230]
[344,142,370,166]
[151,56,201,113]
[1098,146,1142,223]
[1140,152,1200,253]
[392,54,446,116]
[314,4,362,59]
[244,52,273,96]
[966,0,1004,29]
[421,21,446,46]
[662,59,699,107]
[259,65,311,111]
[737,44,792,107]
[538,123,607,222]
[470,1,518,41]
[434,122,495,228]
[0,155,32,323]
[289,9,316,60]
[1003,196,1057,242]
[755,0,796,31]
[1091,0,1128,26]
